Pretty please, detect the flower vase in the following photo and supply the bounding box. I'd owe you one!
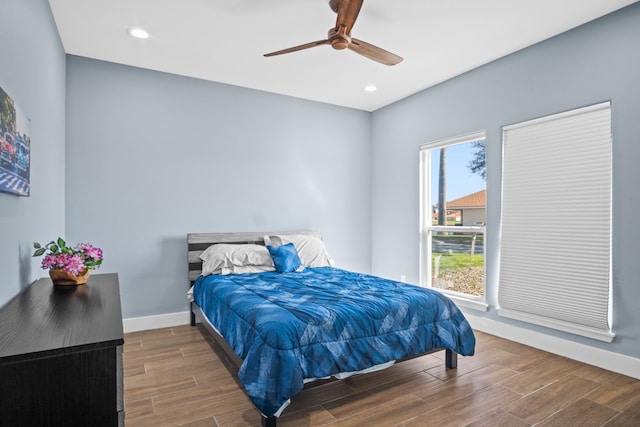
[49,269,91,286]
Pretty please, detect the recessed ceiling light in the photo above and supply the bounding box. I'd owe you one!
[128,27,149,39]
[364,85,377,92]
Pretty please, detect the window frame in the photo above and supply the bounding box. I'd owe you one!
[419,131,488,311]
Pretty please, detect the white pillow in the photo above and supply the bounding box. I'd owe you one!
[265,234,331,268]
[220,265,275,275]
[200,244,275,276]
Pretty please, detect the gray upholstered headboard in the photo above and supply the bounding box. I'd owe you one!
[187,231,323,286]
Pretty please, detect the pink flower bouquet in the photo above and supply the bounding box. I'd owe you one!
[33,238,103,275]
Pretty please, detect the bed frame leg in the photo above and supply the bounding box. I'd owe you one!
[190,302,196,327]
[261,415,277,427]
[445,349,458,369]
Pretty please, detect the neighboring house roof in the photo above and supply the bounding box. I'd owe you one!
[447,189,486,208]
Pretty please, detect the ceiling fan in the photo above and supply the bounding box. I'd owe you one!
[264,0,403,66]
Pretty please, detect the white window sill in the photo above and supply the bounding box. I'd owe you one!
[435,290,489,312]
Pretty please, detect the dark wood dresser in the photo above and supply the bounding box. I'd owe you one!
[0,273,124,426]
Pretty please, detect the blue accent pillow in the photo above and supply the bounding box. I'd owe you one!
[267,243,302,273]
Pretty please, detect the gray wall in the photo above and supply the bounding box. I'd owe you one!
[0,0,66,307]
[65,57,372,318]
[371,4,640,358]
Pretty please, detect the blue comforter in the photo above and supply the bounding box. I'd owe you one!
[193,267,475,417]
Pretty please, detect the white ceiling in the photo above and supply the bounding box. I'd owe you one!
[48,0,637,112]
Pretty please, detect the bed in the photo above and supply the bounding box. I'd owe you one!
[187,231,475,426]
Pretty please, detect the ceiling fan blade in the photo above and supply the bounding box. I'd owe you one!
[335,0,363,34]
[349,38,403,66]
[264,39,330,57]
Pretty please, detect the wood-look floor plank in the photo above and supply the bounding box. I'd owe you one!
[505,374,601,424]
[535,398,618,427]
[586,375,640,411]
[180,418,218,427]
[416,363,519,409]
[279,405,338,427]
[192,365,241,387]
[124,398,155,419]
[498,347,557,373]
[124,347,184,365]
[125,375,198,403]
[158,392,253,423]
[464,408,530,427]
[603,399,640,426]
[571,364,620,385]
[151,382,250,410]
[127,411,220,427]
[322,371,440,420]
[123,360,147,377]
[143,349,223,375]
[124,328,172,344]
[136,327,206,351]
[499,355,582,395]
[149,390,254,426]
[124,337,143,351]
[405,384,522,427]
[180,340,220,357]
[331,394,433,427]
[473,331,532,355]
[213,407,264,427]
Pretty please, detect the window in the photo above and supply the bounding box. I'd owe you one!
[420,131,487,310]
[498,102,613,342]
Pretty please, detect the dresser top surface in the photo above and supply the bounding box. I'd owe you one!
[0,273,124,361]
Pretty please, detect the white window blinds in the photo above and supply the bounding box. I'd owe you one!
[498,102,614,342]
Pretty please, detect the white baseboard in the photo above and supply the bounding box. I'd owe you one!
[463,311,640,380]
[123,311,191,333]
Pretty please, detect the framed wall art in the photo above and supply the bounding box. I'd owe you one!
[0,85,31,197]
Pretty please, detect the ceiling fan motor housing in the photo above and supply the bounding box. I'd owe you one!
[329,26,351,50]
